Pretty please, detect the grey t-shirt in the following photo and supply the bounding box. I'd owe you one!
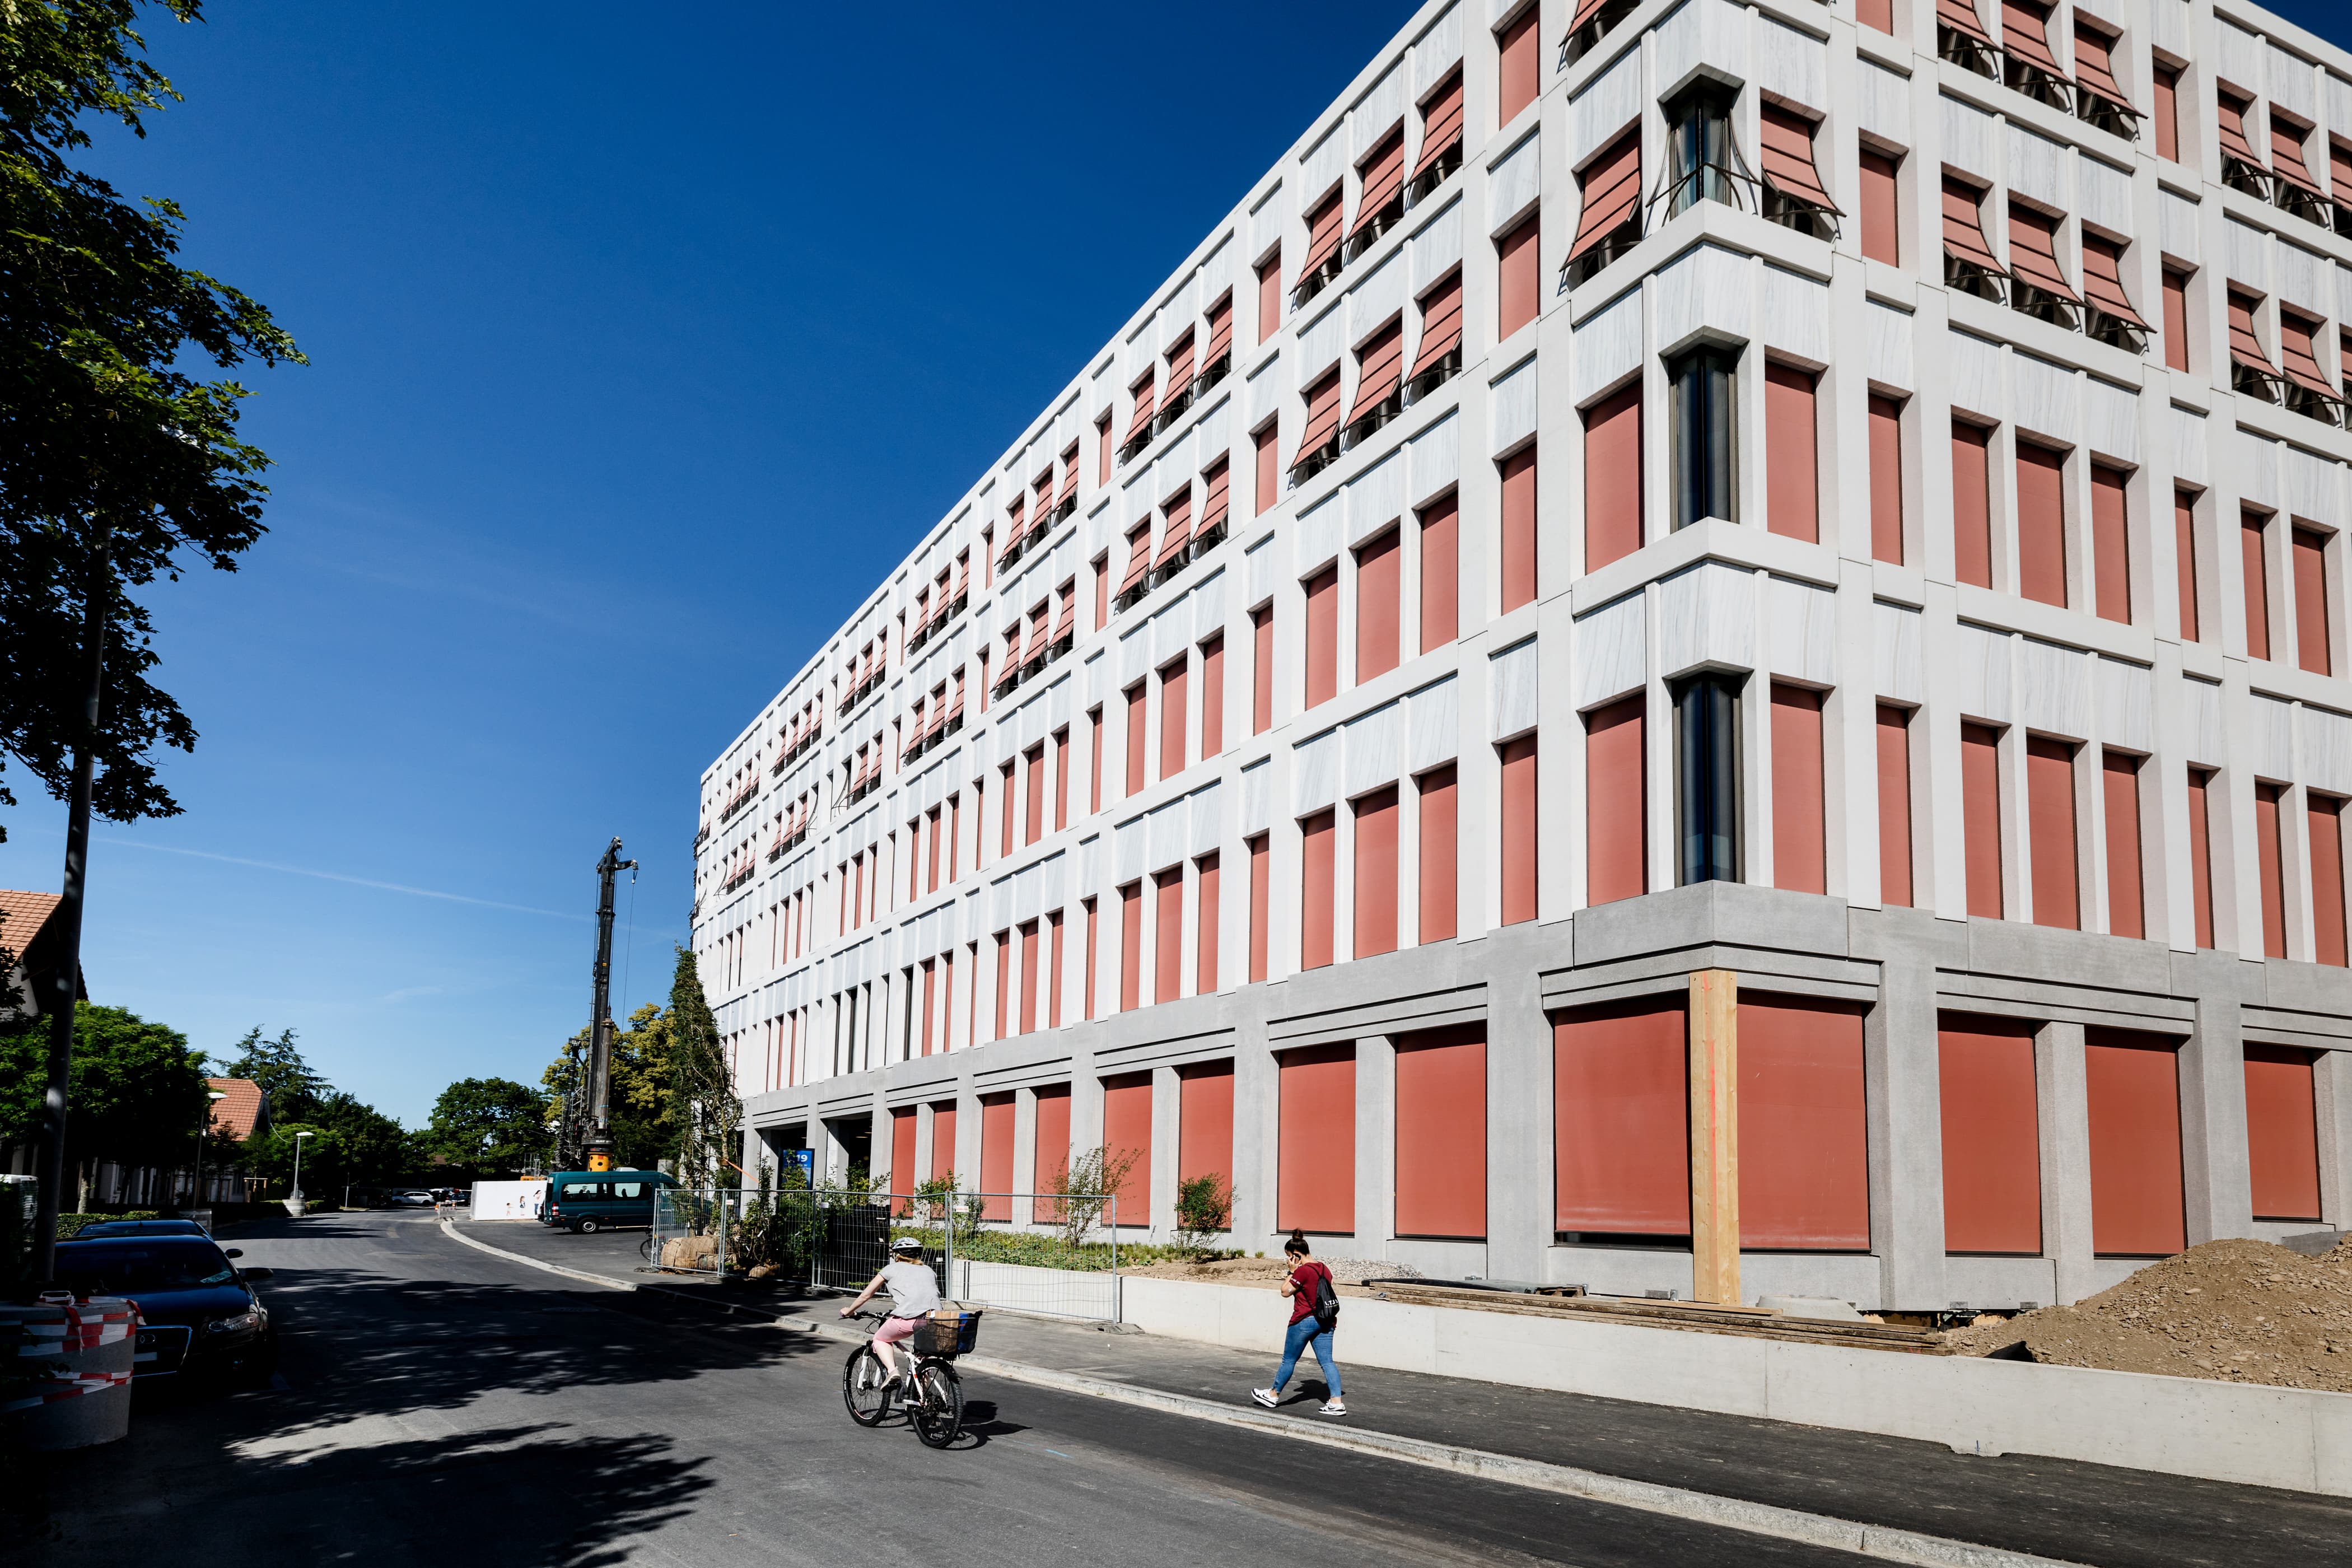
[878,1258,941,1319]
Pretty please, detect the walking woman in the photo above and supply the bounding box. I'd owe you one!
[1250,1230,1345,1416]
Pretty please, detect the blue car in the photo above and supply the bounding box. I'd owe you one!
[50,1235,278,1384]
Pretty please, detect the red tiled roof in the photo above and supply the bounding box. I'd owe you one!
[0,890,62,958]
[207,1077,268,1140]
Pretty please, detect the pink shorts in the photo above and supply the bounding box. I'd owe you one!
[874,1314,923,1348]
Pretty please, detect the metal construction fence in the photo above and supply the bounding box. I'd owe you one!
[650,1186,746,1278]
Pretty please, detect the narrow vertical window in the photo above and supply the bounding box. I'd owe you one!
[994,931,1011,1040]
[2026,738,2079,931]
[1586,695,1646,904]
[1500,735,1539,923]
[1356,528,1401,680]
[1354,786,1399,958]
[1770,683,1825,894]
[1962,723,2004,918]
[1155,867,1183,1004]
[1583,384,1643,570]
[2257,781,2288,958]
[1025,744,1046,846]
[1496,3,1539,124]
[1859,147,1900,266]
[2175,489,2200,642]
[1418,763,1458,942]
[2185,767,2215,949]
[1248,834,1271,983]
[1301,811,1336,969]
[1088,706,1104,814]
[1093,552,1109,630]
[1119,882,1143,1011]
[1054,727,1070,830]
[1159,655,1189,781]
[2017,442,2067,608]
[2294,526,2331,675]
[1082,898,1099,1020]
[2153,64,2180,162]
[1419,494,1459,650]
[2103,751,2144,940]
[1096,413,1113,486]
[1674,676,1740,886]
[2161,269,2190,372]
[1020,920,1040,1034]
[2091,464,2130,626]
[1000,760,1017,857]
[1868,394,1904,564]
[1257,251,1282,343]
[1304,566,1340,708]
[1198,636,1225,759]
[1877,704,1912,908]
[1196,853,1221,993]
[2310,795,2346,967]
[2244,509,2272,661]
[1124,683,1147,797]
[1952,421,1993,589]
[1252,606,1275,734]
[1254,423,1279,516]
[1499,447,1539,612]
[1497,213,1541,339]
[1669,347,1737,527]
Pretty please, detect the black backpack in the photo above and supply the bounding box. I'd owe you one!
[1309,1267,1341,1332]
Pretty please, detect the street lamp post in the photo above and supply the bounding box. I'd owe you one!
[192,1090,226,1215]
[289,1130,314,1217]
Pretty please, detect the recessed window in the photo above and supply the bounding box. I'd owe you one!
[1668,346,1738,528]
[1674,673,1742,886]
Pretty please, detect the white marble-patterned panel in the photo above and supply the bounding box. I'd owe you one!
[1086,648,1108,707]
[2269,44,2316,123]
[2226,219,2271,290]
[1942,95,1996,183]
[1654,0,1745,104]
[1247,533,1275,604]
[1303,124,1345,201]
[2184,676,2223,766]
[2278,241,2330,319]
[2216,20,2264,96]
[1857,61,1910,145]
[1294,727,1340,813]
[1298,298,1348,377]
[1154,593,1192,665]
[2158,191,2200,264]
[1490,636,1539,741]
[1163,428,1197,489]
[1574,591,1648,708]
[1956,622,2012,722]
[2012,353,2078,446]
[1572,288,1645,402]
[1350,250,1406,342]
[1350,450,1406,544]
[1194,570,1226,640]
[1949,331,2003,419]
[2239,430,2280,511]
[1015,858,1042,923]
[1241,759,1271,835]
[2078,157,2132,238]
[2253,692,2297,782]
[2282,444,2341,525]
[1762,267,1830,363]
[1195,396,1231,467]
[1115,814,1146,884]
[2341,263,2352,323]
[1866,302,1914,390]
[2331,74,2352,136]
[1353,63,1404,152]
[1655,245,1752,353]
[2094,657,2152,751]
[1345,699,1403,797]
[1755,16,1827,111]
[2006,124,2066,211]
[1413,1,1463,100]
[1249,350,1284,426]
[1571,48,1641,166]
[1875,600,1923,703]
[2169,404,2208,487]
[1165,276,1200,346]
[1298,489,1343,572]
[1659,562,1757,678]
[1490,129,1541,228]
[2149,0,2188,60]
[1190,781,1222,857]
[2084,378,2138,465]
[1412,197,1464,291]
[1410,408,1460,506]
[1408,674,1459,772]
[2303,705,2352,795]
[1490,354,1539,455]
[1150,793,1191,872]
[2074,0,2118,29]
[1768,577,1837,684]
[1122,624,1150,685]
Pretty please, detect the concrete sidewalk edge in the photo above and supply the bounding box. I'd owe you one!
[438,1219,2087,1568]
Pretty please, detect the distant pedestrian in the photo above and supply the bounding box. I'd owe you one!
[1251,1230,1344,1416]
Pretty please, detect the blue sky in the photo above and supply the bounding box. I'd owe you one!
[6,1,2348,1127]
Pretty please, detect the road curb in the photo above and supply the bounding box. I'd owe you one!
[438,1220,2087,1568]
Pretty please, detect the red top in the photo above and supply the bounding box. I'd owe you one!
[1287,1261,1333,1326]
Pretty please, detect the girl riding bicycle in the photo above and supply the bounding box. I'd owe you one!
[839,1235,941,1381]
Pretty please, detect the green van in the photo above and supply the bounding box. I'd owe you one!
[540,1169,677,1233]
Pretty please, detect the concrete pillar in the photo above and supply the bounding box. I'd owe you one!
[912,1102,934,1193]
[1012,1087,1037,1227]
[2317,1049,2352,1229]
[1688,968,1740,1305]
[1485,959,1552,1281]
[1234,1016,1280,1248]
[955,1084,982,1194]
[2035,1020,2096,1304]
[1356,1034,1396,1257]
[1151,1064,1182,1238]
[2180,967,2253,1245]
[1869,952,1948,1311]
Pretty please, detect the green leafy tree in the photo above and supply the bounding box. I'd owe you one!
[542,1002,678,1170]
[1,1,302,842]
[217,1025,324,1122]
[0,1001,207,1204]
[423,1077,551,1179]
[667,948,738,1186]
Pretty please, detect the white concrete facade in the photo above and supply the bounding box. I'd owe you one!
[696,0,2352,1310]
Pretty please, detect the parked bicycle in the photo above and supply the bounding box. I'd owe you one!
[842,1305,979,1448]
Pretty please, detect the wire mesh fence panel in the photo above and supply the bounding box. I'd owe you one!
[650,1187,742,1277]
[938,1193,1122,1322]
[810,1193,902,1292]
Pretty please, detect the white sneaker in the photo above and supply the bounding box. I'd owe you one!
[1319,1399,1347,1417]
[1250,1387,1279,1408]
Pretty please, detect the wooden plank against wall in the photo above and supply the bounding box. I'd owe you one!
[1688,969,1741,1305]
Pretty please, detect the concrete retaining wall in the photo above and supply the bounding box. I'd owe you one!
[1118,1275,2352,1497]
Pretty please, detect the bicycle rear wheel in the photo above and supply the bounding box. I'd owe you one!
[910,1360,963,1448]
[842,1346,893,1427]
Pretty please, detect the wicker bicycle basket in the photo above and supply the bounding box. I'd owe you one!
[911,1307,981,1358]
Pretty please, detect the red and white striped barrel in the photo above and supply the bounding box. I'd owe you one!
[1,1298,138,1449]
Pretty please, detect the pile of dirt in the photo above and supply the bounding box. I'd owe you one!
[1123,1256,1425,1286]
[1943,1236,2352,1391]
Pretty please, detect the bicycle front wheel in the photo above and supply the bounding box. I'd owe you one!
[910,1360,963,1448]
[842,1346,893,1427]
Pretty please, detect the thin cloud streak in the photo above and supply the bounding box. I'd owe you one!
[95,838,589,921]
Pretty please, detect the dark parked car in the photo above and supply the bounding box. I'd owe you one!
[50,1235,277,1384]
[539,1170,675,1232]
[71,1219,210,1239]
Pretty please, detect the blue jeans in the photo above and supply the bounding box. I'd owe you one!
[1271,1314,1341,1398]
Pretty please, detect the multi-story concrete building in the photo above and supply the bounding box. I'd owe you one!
[695,0,2352,1311]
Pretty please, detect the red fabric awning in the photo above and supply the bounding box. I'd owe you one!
[2280,315,2337,398]
[1201,459,1230,535]
[1758,105,1840,212]
[2218,94,2264,167]
[2006,207,2079,301]
[1117,524,1151,595]
[1154,491,1193,569]
[1029,604,1050,649]
[2334,139,2352,212]
[954,555,969,598]
[1052,591,1074,642]
[2229,292,2278,373]
[2000,0,2063,76]
[1057,456,1080,511]
[1941,178,2004,273]
[1301,189,1345,279]
[1124,374,1157,446]
[1203,296,1233,366]
[1297,370,1344,456]
[1568,0,1611,31]
[1346,321,1405,427]
[1352,129,1407,236]
[1569,129,1641,261]
[1411,73,1463,183]
[1165,334,1196,401]
[1410,273,1463,379]
[2070,24,2132,114]
[2272,118,2326,199]
[1938,0,1994,47]
[2079,236,2147,326]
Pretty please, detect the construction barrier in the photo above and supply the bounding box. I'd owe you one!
[1,1297,137,1450]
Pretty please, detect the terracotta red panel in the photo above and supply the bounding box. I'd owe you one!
[1160,658,1188,782]
[2153,68,2179,161]
[2187,769,2215,949]
[1869,394,1903,564]
[2244,1047,2322,1221]
[1740,997,1870,1250]
[1765,364,1819,543]
[1878,705,1913,908]
[1305,566,1340,708]
[2243,512,2272,661]
[1496,5,1539,123]
[979,1093,1015,1220]
[1254,423,1279,515]
[2295,526,2331,676]
[2311,797,2346,967]
[1553,1000,1688,1234]
[1033,1085,1071,1221]
[1420,493,1460,650]
[1102,1073,1154,1228]
[1583,384,1644,571]
[1126,683,1147,798]
[1936,1016,2042,1254]
[1178,1061,1235,1192]
[1952,423,1993,589]
[1200,636,1225,759]
[930,1101,959,1185]
[1301,810,1336,969]
[1048,910,1065,1028]
[2103,751,2144,940]
[1771,684,1825,894]
[2085,1030,2185,1257]
[2162,270,2189,372]
[1859,150,1900,267]
[1500,735,1538,925]
[1354,786,1399,958]
[890,1107,918,1211]
[1357,528,1401,680]
[1119,882,1142,1012]
[2092,465,2130,626]
[1586,695,1646,906]
[1497,214,1541,339]
[1197,852,1221,995]
[1278,1045,1356,1234]
[1394,1025,1486,1239]
[1020,920,1040,1035]
[1253,606,1275,734]
[1501,446,1538,612]
[2026,736,2079,930]
[2174,489,2200,642]
[2257,782,2286,959]
[1257,254,1282,344]
[1418,764,1459,944]
[1249,834,1271,983]
[1962,724,2004,918]
[2017,443,2068,609]
[1155,868,1182,1005]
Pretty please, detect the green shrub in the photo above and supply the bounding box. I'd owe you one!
[54,1210,159,1239]
[1173,1174,1233,1257]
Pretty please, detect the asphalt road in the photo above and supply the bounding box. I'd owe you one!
[11,1208,1889,1568]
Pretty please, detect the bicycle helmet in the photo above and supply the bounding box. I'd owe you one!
[888,1236,924,1255]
